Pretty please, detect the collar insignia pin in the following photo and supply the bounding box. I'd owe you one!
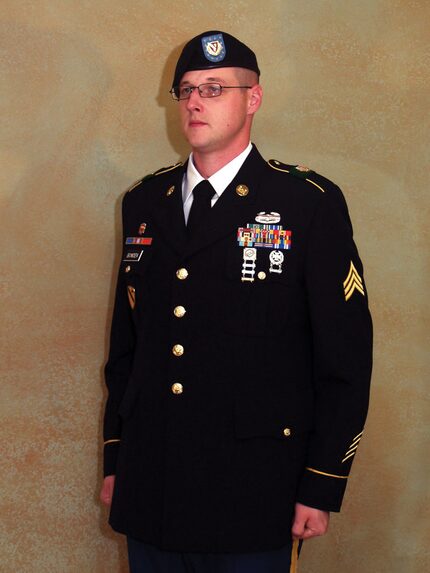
[236,184,249,197]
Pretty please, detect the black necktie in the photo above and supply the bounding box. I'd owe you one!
[187,180,215,237]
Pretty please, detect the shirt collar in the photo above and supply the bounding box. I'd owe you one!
[183,142,253,203]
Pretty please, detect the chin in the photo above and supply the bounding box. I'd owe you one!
[186,135,211,151]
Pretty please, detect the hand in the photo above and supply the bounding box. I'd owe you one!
[100,475,115,506]
[291,502,330,540]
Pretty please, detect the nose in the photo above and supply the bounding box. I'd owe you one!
[186,88,203,111]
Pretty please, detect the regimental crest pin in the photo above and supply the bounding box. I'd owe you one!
[138,223,147,235]
[201,33,226,62]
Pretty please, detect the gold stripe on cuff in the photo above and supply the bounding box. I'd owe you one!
[104,439,121,446]
[306,467,348,479]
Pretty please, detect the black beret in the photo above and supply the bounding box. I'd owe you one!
[171,31,260,88]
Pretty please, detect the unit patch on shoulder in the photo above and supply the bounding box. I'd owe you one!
[343,261,365,301]
[127,285,136,310]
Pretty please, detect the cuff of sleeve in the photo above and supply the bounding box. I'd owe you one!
[296,467,348,512]
[103,440,120,477]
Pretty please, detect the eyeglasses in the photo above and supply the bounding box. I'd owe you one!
[170,82,253,101]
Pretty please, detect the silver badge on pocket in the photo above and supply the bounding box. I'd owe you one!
[269,250,284,274]
[241,248,257,282]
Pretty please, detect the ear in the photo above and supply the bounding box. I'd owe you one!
[247,84,263,116]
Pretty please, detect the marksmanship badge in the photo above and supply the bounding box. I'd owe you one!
[201,33,226,62]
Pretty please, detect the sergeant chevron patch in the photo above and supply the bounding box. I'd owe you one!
[342,431,363,463]
[343,261,365,301]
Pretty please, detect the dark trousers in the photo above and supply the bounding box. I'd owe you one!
[127,537,301,573]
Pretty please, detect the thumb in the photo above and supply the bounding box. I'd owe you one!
[291,512,306,540]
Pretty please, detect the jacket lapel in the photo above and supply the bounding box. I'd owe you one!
[183,145,267,259]
[151,163,188,256]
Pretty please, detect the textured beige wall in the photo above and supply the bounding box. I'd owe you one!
[1,1,428,571]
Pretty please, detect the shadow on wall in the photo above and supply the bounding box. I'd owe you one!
[157,40,192,162]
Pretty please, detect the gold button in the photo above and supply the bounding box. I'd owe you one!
[125,265,131,273]
[174,305,186,318]
[172,344,184,357]
[258,271,266,280]
[166,185,175,196]
[171,382,183,395]
[176,268,189,280]
[236,184,249,197]
[283,428,291,437]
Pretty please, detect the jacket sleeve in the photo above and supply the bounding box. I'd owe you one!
[296,187,373,511]
[102,193,136,476]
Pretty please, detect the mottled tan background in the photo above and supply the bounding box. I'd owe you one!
[1,1,428,571]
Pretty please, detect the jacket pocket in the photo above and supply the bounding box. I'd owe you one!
[217,246,303,336]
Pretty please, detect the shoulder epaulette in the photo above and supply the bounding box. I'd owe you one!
[127,162,183,192]
[268,159,326,193]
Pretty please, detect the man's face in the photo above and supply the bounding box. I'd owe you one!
[178,67,259,156]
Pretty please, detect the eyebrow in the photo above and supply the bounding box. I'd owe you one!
[180,76,227,86]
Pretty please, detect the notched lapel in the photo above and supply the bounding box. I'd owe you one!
[150,165,188,256]
[184,146,266,259]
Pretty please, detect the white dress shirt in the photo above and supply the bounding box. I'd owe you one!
[182,142,253,224]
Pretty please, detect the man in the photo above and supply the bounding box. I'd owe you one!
[100,31,372,572]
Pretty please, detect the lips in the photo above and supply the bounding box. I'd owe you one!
[189,120,207,127]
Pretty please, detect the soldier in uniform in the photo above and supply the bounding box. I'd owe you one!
[100,31,372,573]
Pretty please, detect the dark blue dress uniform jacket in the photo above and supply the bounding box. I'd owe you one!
[103,145,373,553]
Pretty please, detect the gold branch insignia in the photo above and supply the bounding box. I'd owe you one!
[343,261,365,301]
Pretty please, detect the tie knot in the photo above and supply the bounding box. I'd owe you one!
[193,180,215,203]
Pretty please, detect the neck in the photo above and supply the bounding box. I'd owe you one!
[192,143,250,179]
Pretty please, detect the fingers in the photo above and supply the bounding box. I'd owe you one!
[100,475,115,506]
[291,503,330,540]
[291,518,306,540]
